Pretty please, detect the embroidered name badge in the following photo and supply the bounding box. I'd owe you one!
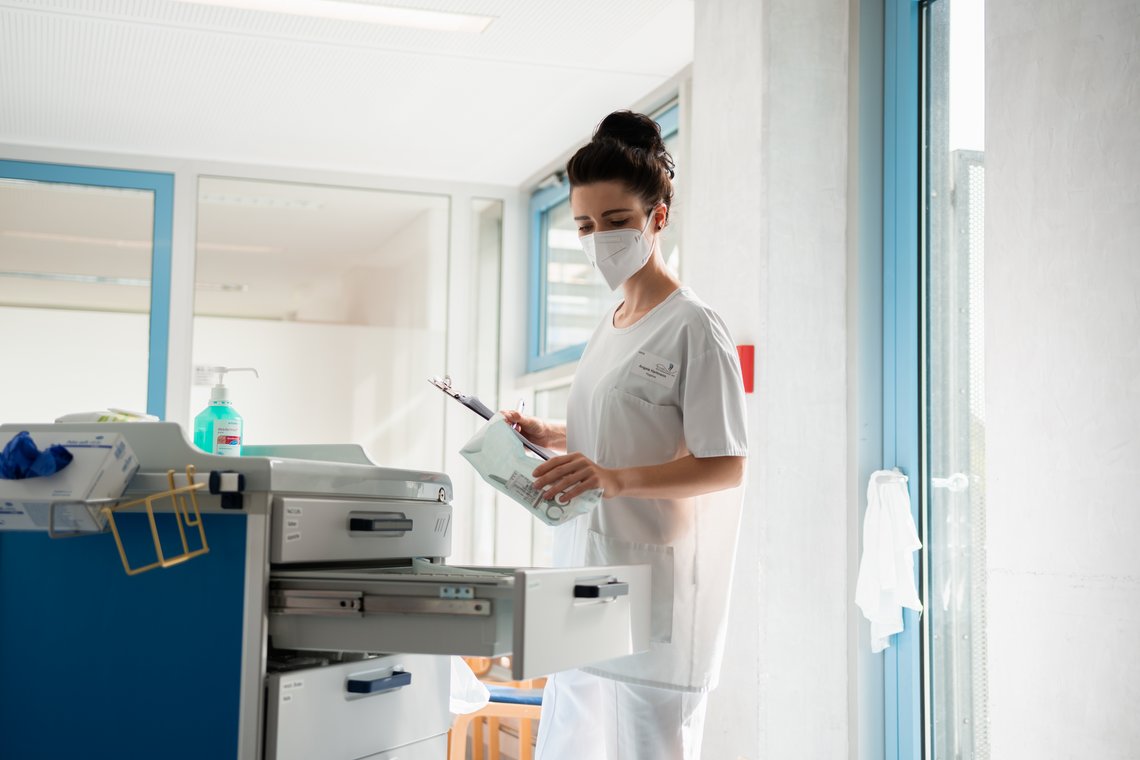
[631,350,680,388]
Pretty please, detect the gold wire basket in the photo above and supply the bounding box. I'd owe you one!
[98,465,210,576]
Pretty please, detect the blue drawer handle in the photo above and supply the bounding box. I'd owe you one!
[346,670,412,694]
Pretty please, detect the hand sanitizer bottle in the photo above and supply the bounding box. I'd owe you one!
[193,367,259,456]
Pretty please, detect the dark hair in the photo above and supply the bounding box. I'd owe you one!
[566,110,675,228]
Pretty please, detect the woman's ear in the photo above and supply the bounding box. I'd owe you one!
[654,203,668,232]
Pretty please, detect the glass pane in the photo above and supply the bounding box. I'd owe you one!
[472,199,503,409]
[530,382,571,566]
[923,0,988,757]
[468,198,503,565]
[542,198,617,355]
[661,128,682,276]
[0,178,153,422]
[191,177,449,471]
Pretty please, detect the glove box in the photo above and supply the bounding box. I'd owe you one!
[269,562,651,680]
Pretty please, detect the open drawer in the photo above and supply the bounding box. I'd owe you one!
[268,563,650,680]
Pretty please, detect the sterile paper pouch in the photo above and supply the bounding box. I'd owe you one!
[460,413,601,526]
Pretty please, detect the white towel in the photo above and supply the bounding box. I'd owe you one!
[855,470,923,653]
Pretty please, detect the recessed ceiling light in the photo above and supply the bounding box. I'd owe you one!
[3,230,150,249]
[199,191,323,210]
[176,0,495,33]
[0,270,248,292]
[3,230,279,255]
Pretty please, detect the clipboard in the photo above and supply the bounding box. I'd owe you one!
[429,376,555,461]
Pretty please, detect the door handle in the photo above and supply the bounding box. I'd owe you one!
[574,581,629,599]
[931,473,969,492]
[346,670,412,694]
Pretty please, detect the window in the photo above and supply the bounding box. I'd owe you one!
[921,0,988,757]
[883,0,988,757]
[0,160,174,421]
[527,104,680,373]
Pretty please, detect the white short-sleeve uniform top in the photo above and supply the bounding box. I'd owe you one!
[556,286,748,693]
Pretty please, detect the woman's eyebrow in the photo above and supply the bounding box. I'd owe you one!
[574,208,635,221]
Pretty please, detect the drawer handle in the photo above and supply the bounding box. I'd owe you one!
[347,670,412,695]
[573,581,629,599]
[349,516,414,533]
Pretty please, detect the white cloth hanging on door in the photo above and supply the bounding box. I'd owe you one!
[855,470,923,653]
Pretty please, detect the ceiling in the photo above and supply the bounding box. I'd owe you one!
[0,0,694,186]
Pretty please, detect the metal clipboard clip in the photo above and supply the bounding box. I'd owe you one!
[429,376,555,460]
[429,375,465,404]
[428,376,495,420]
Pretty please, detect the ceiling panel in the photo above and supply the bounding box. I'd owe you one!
[0,0,693,184]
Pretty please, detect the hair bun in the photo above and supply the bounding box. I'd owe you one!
[594,110,666,155]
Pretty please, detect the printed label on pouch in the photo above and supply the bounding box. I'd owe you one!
[630,351,680,388]
[285,532,302,543]
[285,506,303,516]
[285,518,300,529]
[506,472,545,507]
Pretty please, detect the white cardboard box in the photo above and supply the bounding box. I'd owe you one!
[0,431,139,533]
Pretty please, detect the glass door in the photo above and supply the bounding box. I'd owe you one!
[920,0,989,757]
[0,160,174,422]
[191,175,451,471]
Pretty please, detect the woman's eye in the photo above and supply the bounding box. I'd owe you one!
[578,225,593,234]
[610,219,629,226]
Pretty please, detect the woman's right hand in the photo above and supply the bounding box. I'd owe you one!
[500,411,566,451]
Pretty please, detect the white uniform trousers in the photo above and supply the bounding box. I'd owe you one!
[534,669,708,760]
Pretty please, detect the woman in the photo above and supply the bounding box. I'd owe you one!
[503,110,748,760]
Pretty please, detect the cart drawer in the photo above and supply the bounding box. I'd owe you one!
[265,654,449,760]
[269,564,651,680]
[270,497,451,564]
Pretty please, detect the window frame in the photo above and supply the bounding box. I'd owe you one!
[0,159,175,418]
[526,104,680,374]
[882,0,924,757]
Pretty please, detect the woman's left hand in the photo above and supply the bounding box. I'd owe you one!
[531,452,620,502]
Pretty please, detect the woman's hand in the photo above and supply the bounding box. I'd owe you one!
[500,411,566,451]
[531,452,621,501]
[534,453,745,503]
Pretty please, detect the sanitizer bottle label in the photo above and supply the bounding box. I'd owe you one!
[213,419,243,456]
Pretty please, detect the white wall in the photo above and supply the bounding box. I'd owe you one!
[189,317,447,472]
[689,1,852,758]
[986,3,1140,758]
[849,1,885,757]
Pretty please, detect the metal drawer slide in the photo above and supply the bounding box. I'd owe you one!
[271,588,492,617]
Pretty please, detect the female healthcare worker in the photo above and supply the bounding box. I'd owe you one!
[502,111,749,760]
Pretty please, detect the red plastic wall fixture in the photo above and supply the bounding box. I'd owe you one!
[736,345,755,394]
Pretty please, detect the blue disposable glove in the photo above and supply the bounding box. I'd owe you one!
[0,431,74,480]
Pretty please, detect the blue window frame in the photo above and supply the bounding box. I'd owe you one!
[527,104,679,373]
[0,159,175,418]
[883,0,923,757]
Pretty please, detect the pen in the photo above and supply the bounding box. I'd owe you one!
[513,398,526,431]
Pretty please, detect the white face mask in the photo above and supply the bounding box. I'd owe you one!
[580,212,656,291]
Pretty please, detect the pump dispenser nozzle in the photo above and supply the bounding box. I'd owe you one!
[205,367,259,403]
